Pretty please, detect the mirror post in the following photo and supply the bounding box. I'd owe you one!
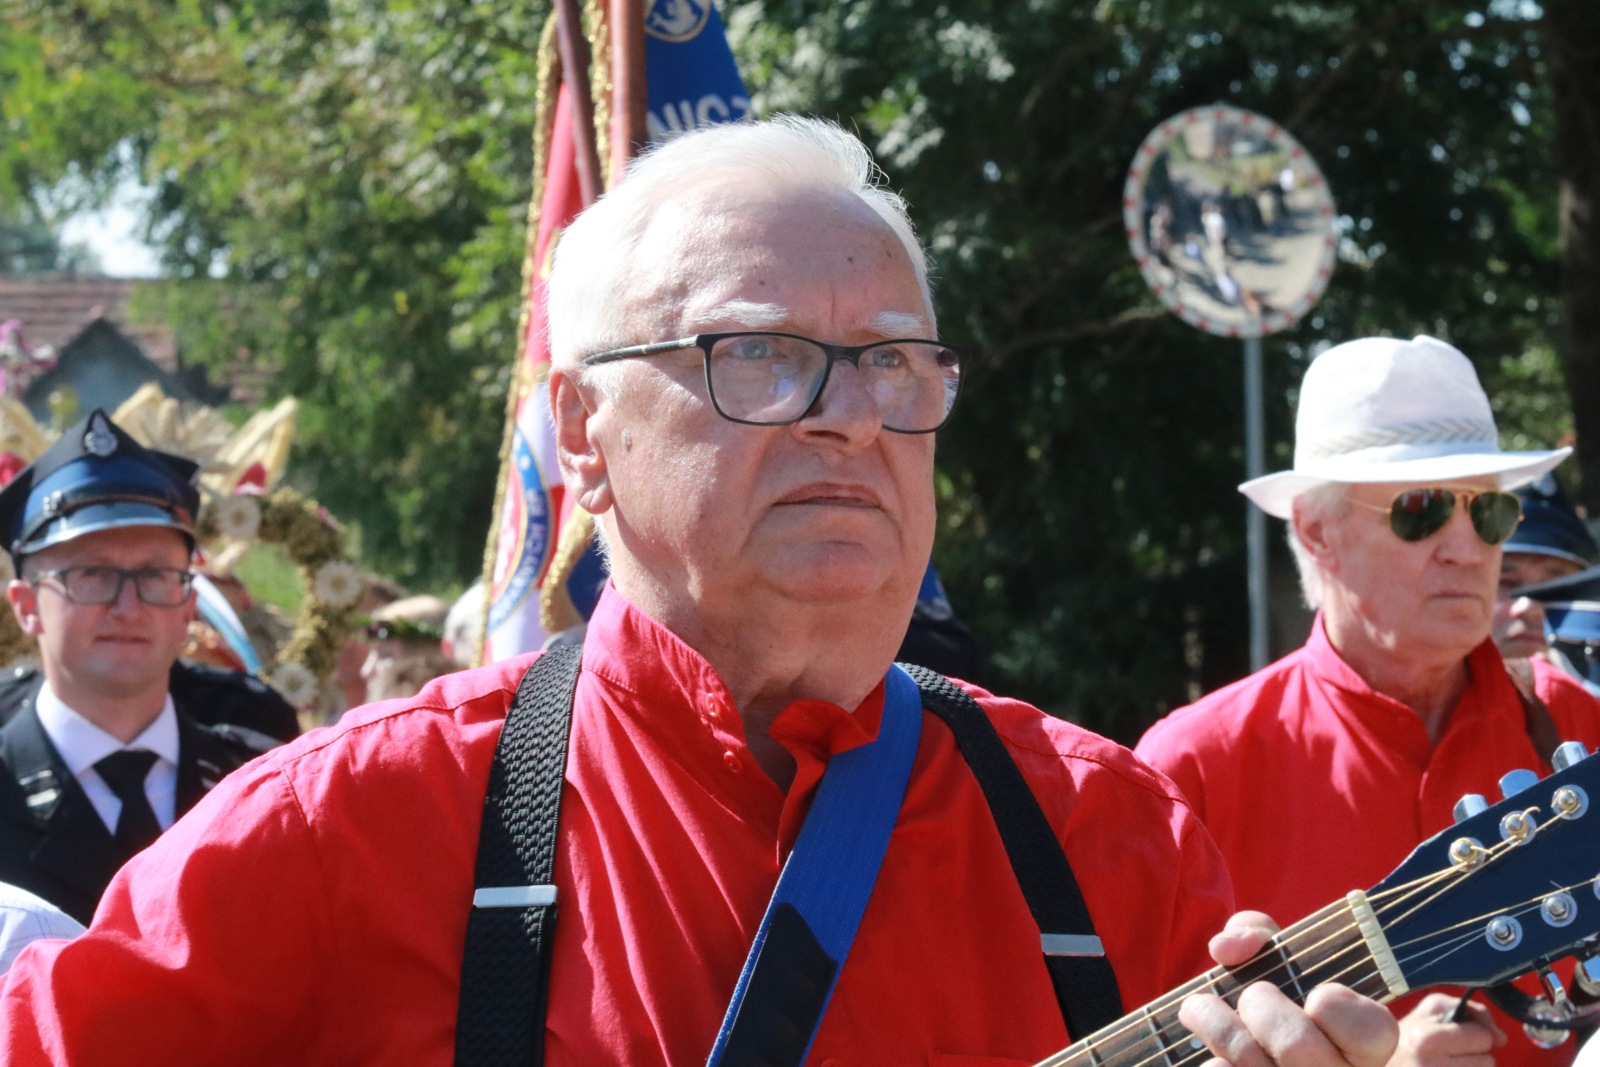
[1124,105,1338,679]
[1244,335,1268,670]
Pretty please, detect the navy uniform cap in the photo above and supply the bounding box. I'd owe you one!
[0,409,201,562]
[1515,564,1600,692]
[1506,474,1599,567]
[1518,564,1600,643]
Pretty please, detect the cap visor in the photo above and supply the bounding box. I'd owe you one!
[20,502,195,554]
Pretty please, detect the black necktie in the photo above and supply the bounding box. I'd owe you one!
[94,749,162,858]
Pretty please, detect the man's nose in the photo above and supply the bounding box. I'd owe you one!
[106,574,143,613]
[793,362,882,445]
[1436,502,1491,560]
[1510,595,1546,627]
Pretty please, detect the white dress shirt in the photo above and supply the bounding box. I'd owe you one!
[34,683,180,833]
[0,881,85,972]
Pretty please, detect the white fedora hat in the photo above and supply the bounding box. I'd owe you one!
[1240,335,1570,519]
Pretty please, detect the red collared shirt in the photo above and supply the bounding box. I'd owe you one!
[3,587,1231,1066]
[1136,617,1600,1067]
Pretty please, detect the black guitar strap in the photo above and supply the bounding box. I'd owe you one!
[454,651,1120,1065]
[899,663,1124,1039]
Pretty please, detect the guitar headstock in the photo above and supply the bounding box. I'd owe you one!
[1370,741,1600,992]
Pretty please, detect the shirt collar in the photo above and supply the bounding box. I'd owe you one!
[34,682,180,776]
[582,583,741,732]
[1303,612,1504,697]
[1303,612,1380,698]
[581,583,888,757]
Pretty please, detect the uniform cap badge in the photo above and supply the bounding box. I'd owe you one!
[83,413,119,458]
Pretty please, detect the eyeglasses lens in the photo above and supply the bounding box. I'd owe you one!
[59,566,193,606]
[706,334,960,432]
[1386,489,1521,545]
[1468,491,1522,545]
[1387,489,1456,542]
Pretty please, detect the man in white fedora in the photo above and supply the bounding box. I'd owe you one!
[1137,334,1600,1067]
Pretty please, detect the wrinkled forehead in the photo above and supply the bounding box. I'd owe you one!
[621,184,933,340]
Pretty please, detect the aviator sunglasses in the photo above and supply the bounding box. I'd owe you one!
[1350,487,1523,545]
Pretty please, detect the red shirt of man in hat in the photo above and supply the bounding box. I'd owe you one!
[1138,336,1600,1067]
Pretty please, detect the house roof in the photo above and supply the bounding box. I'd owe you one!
[0,276,177,371]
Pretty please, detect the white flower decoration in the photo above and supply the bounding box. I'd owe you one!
[312,560,364,609]
[214,495,262,542]
[268,661,318,706]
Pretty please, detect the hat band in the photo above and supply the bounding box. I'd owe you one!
[1298,417,1497,461]
[19,489,194,549]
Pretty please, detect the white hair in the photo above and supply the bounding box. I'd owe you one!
[1287,482,1348,609]
[546,115,935,394]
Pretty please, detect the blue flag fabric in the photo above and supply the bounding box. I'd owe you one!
[642,0,750,142]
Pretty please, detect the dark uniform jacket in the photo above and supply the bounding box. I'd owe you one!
[0,665,289,924]
[0,661,300,744]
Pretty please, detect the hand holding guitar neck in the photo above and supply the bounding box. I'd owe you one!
[1180,911,1398,1067]
[1028,740,1600,1067]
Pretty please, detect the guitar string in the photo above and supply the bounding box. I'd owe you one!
[1031,806,1579,1067]
[1031,890,1438,1067]
[1029,892,1418,1067]
[1366,809,1549,934]
[1033,808,1569,1067]
[1031,864,1483,1067]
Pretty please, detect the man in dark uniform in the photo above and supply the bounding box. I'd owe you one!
[0,410,285,924]
[0,660,300,745]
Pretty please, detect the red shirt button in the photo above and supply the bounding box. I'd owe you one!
[722,751,741,772]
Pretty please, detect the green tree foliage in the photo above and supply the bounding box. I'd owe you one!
[0,0,1584,739]
[0,0,545,587]
[735,0,1574,738]
[0,197,95,273]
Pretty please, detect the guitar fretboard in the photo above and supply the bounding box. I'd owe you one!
[1033,892,1406,1067]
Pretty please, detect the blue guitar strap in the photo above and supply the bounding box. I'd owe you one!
[704,664,924,1067]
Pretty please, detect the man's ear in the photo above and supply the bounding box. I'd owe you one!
[1291,497,1340,574]
[7,579,42,637]
[551,366,613,516]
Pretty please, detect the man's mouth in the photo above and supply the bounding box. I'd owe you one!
[777,482,881,508]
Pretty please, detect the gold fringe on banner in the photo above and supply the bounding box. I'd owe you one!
[536,0,611,636]
[477,1,616,659]
[540,509,595,634]
[587,0,615,187]
[474,12,567,666]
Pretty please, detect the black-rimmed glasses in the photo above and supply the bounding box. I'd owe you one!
[580,332,969,433]
[33,566,195,607]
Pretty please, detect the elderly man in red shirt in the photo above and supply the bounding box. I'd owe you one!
[0,118,1396,1067]
[1137,335,1600,1067]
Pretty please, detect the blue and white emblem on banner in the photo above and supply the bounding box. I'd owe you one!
[645,0,709,42]
[644,0,750,143]
[487,425,554,634]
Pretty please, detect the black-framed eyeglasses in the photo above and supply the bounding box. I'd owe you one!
[1349,487,1523,545]
[33,565,195,607]
[581,331,970,433]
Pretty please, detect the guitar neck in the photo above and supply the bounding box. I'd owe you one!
[1033,891,1410,1067]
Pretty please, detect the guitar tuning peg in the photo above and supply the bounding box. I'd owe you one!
[1452,794,1488,823]
[1575,956,1600,999]
[1552,742,1589,771]
[1500,769,1540,799]
[1524,971,1574,1049]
